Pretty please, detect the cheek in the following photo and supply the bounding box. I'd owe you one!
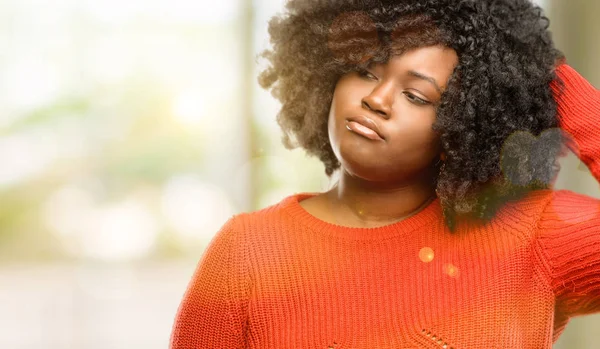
[332,87,350,109]
[385,113,441,165]
[391,110,438,145]
[328,84,364,128]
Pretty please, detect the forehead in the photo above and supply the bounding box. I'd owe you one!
[374,46,458,81]
[383,46,457,69]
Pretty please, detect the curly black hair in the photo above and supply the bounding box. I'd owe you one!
[257,0,568,231]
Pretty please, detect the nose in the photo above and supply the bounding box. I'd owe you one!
[361,84,393,119]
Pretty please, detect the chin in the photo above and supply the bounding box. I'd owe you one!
[339,158,398,182]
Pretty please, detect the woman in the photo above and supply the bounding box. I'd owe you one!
[170,0,600,347]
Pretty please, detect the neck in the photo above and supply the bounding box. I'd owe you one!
[324,170,438,227]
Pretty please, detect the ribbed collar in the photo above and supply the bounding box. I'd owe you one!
[280,192,444,241]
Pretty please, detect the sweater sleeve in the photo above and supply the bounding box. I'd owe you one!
[551,63,600,179]
[169,216,250,349]
[535,190,600,318]
[533,65,600,319]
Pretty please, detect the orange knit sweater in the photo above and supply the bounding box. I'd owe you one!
[169,64,600,348]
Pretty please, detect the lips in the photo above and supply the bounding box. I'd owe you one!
[346,115,385,140]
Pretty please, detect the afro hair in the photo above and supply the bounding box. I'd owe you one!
[257,0,568,231]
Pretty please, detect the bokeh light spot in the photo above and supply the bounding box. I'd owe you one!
[500,128,567,187]
[443,263,460,278]
[173,89,206,126]
[419,247,435,263]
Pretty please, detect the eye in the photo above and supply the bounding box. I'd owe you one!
[357,68,377,80]
[404,92,431,106]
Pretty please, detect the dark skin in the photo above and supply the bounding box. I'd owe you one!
[300,45,458,228]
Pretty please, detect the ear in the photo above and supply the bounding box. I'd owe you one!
[440,152,447,162]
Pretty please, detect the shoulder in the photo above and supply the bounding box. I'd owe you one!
[218,193,301,243]
[501,188,600,225]
[536,189,600,228]
[498,188,599,216]
[486,189,562,240]
[493,189,553,223]
[234,194,295,228]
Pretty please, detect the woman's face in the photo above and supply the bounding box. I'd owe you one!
[328,45,458,183]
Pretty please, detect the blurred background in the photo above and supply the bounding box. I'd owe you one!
[0,0,597,348]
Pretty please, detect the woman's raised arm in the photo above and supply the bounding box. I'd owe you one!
[551,63,600,180]
[533,64,600,331]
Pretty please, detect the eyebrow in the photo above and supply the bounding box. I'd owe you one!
[407,70,443,94]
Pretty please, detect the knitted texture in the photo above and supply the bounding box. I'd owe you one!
[169,64,600,348]
[551,63,600,178]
